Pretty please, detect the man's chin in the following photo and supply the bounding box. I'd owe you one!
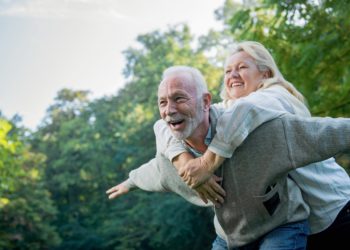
[170,130,188,141]
[171,132,185,140]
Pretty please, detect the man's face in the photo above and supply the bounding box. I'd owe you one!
[158,74,204,140]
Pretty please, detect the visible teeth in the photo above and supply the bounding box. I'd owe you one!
[168,119,184,125]
[231,82,243,87]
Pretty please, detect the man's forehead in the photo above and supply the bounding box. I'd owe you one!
[158,74,196,95]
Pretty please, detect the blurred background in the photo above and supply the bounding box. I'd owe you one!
[1,0,350,249]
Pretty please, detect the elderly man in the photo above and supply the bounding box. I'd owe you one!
[107,66,350,250]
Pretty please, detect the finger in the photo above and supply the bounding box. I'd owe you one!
[186,180,192,187]
[202,183,224,204]
[108,191,119,200]
[209,180,226,197]
[213,175,223,182]
[197,191,208,204]
[180,170,189,180]
[205,185,224,204]
[182,174,190,182]
[106,186,117,194]
[183,171,190,181]
[189,178,200,189]
[207,196,221,208]
[190,180,202,189]
[179,168,185,177]
[197,188,218,207]
[185,177,193,186]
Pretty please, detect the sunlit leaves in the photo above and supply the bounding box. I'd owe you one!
[0,118,60,249]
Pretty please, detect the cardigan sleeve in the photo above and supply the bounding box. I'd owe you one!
[126,158,167,192]
[281,115,350,169]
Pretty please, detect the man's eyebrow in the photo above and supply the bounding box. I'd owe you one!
[172,89,189,95]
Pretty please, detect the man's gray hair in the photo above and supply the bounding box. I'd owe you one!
[161,66,209,98]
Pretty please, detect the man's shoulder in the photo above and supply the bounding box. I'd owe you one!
[210,104,224,116]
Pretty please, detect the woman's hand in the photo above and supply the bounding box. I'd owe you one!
[179,150,225,188]
[179,157,212,188]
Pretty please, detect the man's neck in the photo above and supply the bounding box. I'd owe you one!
[184,122,210,154]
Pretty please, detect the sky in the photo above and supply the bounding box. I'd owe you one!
[0,0,225,130]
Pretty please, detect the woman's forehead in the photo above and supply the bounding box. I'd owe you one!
[225,51,255,66]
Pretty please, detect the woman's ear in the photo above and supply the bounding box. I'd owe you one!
[263,69,272,79]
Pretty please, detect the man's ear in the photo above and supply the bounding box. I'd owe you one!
[203,93,211,111]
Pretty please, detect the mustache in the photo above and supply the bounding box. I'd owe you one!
[164,115,185,123]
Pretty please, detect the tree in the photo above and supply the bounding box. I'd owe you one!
[0,118,60,250]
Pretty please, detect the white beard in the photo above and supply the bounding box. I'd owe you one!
[167,101,204,140]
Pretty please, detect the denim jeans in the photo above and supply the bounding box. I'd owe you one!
[212,235,228,250]
[212,220,309,250]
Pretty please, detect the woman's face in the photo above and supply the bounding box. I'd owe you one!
[224,51,266,99]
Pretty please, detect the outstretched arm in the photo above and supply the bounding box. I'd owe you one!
[282,115,350,168]
[105,157,166,201]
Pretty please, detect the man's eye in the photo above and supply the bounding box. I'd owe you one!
[159,101,166,106]
[225,69,231,74]
[175,97,186,103]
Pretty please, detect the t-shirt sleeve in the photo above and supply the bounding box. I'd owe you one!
[154,119,187,162]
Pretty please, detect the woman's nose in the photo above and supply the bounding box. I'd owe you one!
[230,69,239,78]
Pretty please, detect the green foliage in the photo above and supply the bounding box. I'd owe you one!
[0,119,23,195]
[0,118,60,250]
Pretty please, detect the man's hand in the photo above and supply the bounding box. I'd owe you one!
[194,175,226,208]
[179,150,225,188]
[106,181,130,200]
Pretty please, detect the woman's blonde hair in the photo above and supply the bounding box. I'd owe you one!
[220,41,305,103]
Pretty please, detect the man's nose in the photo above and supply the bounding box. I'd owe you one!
[165,101,177,115]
